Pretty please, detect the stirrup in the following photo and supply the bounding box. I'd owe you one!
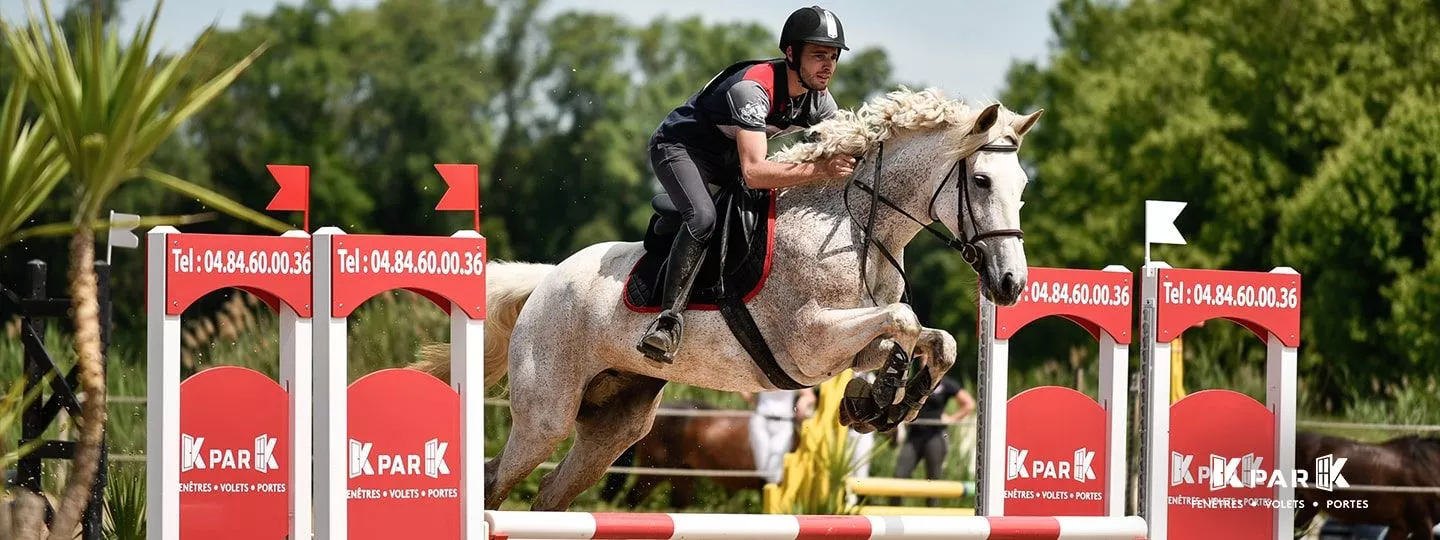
[637,311,684,363]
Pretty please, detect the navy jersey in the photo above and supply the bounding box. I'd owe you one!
[652,59,838,163]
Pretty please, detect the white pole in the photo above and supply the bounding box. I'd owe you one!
[1141,261,1172,540]
[448,230,489,538]
[146,227,182,540]
[1098,264,1130,518]
[1267,267,1300,540]
[311,227,349,539]
[975,295,1008,516]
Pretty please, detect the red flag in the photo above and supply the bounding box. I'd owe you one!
[266,164,311,231]
[434,163,480,231]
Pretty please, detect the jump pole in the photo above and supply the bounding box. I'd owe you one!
[484,512,1149,539]
[974,265,1133,517]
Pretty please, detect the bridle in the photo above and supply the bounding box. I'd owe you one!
[843,138,1024,306]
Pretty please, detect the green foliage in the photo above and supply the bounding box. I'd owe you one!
[0,0,283,232]
[1276,89,1440,404]
[996,0,1440,409]
[0,75,69,248]
[102,466,146,540]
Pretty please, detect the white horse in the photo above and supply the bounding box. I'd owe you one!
[412,87,1043,511]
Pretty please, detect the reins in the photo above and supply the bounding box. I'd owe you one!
[843,139,1024,307]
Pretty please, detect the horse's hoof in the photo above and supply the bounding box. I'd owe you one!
[840,378,882,425]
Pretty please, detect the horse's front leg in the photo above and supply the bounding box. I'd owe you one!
[894,327,958,424]
[797,303,922,430]
[801,302,922,375]
[840,326,957,433]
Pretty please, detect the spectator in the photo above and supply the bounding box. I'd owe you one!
[889,376,974,507]
[741,388,815,485]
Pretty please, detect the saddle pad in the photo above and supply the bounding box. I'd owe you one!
[623,190,777,312]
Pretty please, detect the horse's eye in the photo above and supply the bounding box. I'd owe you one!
[973,174,992,189]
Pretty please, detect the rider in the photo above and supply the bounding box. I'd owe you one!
[637,5,860,363]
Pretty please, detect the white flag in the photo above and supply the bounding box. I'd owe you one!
[107,211,141,249]
[1145,200,1187,245]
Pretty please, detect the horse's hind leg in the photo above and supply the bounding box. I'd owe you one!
[484,344,587,509]
[531,371,668,511]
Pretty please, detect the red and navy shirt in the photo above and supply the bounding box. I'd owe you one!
[652,58,838,160]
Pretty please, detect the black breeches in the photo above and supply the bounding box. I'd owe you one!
[889,429,949,507]
[650,141,731,242]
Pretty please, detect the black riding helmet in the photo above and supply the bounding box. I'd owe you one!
[779,5,848,68]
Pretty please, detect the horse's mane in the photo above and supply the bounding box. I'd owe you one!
[770,86,1027,165]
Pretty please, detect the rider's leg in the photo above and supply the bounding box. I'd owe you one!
[637,142,717,363]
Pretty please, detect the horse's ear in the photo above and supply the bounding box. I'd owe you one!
[1013,108,1045,137]
[972,103,1002,135]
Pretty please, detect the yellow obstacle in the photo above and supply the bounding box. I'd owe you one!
[844,477,978,516]
[851,505,977,516]
[763,369,855,514]
[845,477,975,499]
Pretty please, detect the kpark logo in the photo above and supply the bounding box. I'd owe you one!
[180,434,279,473]
[1006,446,1097,483]
[349,438,451,479]
[1171,452,1349,492]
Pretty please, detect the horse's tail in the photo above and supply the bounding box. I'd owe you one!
[407,260,556,387]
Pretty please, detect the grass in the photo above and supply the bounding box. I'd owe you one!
[3,288,1438,532]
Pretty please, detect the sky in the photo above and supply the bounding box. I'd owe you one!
[0,0,1060,102]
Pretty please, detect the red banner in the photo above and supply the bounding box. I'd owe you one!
[348,369,461,540]
[1154,268,1300,347]
[1168,389,1276,540]
[326,234,486,319]
[994,267,1132,344]
[162,233,312,317]
[179,367,289,539]
[1004,386,1108,515]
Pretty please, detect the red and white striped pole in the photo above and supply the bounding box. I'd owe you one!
[485,511,1148,540]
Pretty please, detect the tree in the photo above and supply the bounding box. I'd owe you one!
[1,0,281,535]
[1275,89,1440,404]
[994,0,1440,406]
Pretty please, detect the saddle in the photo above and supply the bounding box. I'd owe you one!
[623,181,775,312]
[623,182,806,390]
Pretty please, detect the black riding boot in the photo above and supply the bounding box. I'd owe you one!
[637,225,708,363]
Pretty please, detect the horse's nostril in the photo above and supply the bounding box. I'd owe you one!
[1001,272,1017,296]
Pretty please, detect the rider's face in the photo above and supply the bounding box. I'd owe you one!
[794,44,839,90]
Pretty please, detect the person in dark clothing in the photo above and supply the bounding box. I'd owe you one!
[889,376,975,507]
[635,5,860,364]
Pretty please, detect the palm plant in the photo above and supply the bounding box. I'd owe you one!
[1,0,288,536]
[0,75,69,247]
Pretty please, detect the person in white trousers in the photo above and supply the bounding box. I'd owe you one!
[742,388,815,485]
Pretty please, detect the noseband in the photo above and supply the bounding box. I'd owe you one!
[844,139,1024,305]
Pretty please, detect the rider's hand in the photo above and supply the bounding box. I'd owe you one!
[820,155,857,179]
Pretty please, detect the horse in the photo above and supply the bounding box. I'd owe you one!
[411,87,1043,511]
[1292,431,1440,539]
[605,399,783,510]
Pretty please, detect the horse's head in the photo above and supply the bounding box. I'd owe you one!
[770,88,1044,306]
[931,102,1043,306]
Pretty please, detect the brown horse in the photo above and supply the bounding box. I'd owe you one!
[601,400,797,509]
[1293,431,1440,539]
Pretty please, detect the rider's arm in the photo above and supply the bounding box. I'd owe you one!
[737,130,831,189]
[725,81,843,189]
[944,385,976,423]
